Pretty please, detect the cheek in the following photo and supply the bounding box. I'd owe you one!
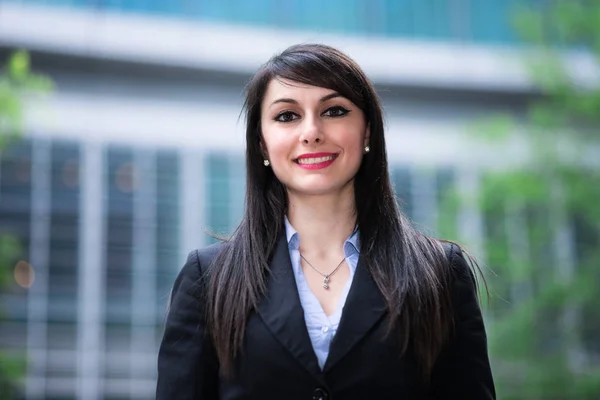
[263,135,281,156]
[340,127,367,153]
[262,130,291,161]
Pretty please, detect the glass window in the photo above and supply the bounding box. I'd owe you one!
[229,154,245,230]
[155,150,180,322]
[105,147,134,329]
[48,141,80,323]
[0,139,31,353]
[68,0,525,45]
[391,165,414,220]
[206,153,230,242]
[0,139,32,238]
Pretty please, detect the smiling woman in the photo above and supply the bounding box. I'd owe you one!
[261,78,369,198]
[156,44,496,400]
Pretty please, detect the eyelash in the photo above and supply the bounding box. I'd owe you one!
[274,106,351,123]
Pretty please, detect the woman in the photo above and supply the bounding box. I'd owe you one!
[157,44,495,399]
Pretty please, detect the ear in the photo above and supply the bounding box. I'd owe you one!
[260,139,269,159]
[363,124,371,148]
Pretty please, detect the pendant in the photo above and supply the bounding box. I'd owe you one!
[323,275,330,290]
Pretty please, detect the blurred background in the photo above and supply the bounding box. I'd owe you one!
[0,0,599,399]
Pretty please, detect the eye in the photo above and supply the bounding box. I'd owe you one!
[323,106,350,118]
[274,111,299,123]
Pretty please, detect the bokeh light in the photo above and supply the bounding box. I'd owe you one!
[14,260,35,289]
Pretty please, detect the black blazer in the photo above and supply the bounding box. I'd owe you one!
[157,235,495,400]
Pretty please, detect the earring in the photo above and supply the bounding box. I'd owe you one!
[365,146,370,153]
[263,159,270,166]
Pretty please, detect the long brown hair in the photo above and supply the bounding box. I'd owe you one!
[205,43,479,379]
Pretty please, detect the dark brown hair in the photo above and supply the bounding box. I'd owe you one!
[205,43,472,379]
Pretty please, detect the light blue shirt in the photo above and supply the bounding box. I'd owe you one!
[284,217,360,370]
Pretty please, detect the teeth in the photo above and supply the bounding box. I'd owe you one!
[297,156,335,165]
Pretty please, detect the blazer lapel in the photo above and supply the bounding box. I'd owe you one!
[323,255,388,372]
[256,232,324,380]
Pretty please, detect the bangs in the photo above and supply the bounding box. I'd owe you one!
[265,46,368,111]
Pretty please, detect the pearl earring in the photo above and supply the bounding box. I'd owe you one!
[263,159,270,166]
[365,146,370,153]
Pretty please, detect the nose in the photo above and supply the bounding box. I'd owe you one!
[299,115,322,145]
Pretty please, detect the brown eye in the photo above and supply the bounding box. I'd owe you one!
[323,106,350,117]
[274,111,299,123]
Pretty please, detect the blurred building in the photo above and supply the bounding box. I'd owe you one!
[0,1,594,399]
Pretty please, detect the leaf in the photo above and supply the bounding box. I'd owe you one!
[7,51,30,83]
[0,352,26,399]
[0,51,52,152]
[0,235,22,262]
[468,114,516,143]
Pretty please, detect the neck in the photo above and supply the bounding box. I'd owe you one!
[286,185,356,257]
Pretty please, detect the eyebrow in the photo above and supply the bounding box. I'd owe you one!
[269,92,343,108]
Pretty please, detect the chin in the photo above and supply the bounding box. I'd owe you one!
[287,179,353,197]
[294,187,338,196]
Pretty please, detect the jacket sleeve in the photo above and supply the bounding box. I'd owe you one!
[156,250,219,399]
[428,244,496,399]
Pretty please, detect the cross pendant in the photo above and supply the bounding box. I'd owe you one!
[323,275,330,289]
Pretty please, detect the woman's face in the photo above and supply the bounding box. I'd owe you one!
[260,78,370,197]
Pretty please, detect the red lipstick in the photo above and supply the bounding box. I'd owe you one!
[295,152,338,170]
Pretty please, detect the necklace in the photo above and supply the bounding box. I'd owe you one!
[299,254,346,290]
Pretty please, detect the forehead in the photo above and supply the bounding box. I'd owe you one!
[262,78,336,102]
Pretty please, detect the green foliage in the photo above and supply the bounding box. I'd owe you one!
[0,50,53,150]
[0,235,21,288]
[0,50,52,399]
[440,1,600,398]
[467,114,516,142]
[0,353,26,400]
[0,235,26,399]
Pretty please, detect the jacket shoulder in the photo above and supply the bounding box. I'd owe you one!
[439,241,470,274]
[187,241,227,272]
[439,240,461,261]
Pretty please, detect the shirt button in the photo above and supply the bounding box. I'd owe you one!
[322,326,329,333]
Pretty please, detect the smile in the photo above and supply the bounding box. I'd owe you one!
[294,153,338,170]
[297,155,336,165]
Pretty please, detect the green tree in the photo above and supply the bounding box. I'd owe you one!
[440,1,600,399]
[0,50,52,399]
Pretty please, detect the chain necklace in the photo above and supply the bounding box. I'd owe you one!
[299,254,346,290]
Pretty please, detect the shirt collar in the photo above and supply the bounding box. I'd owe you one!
[284,216,360,254]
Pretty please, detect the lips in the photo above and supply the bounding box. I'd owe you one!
[294,152,338,170]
